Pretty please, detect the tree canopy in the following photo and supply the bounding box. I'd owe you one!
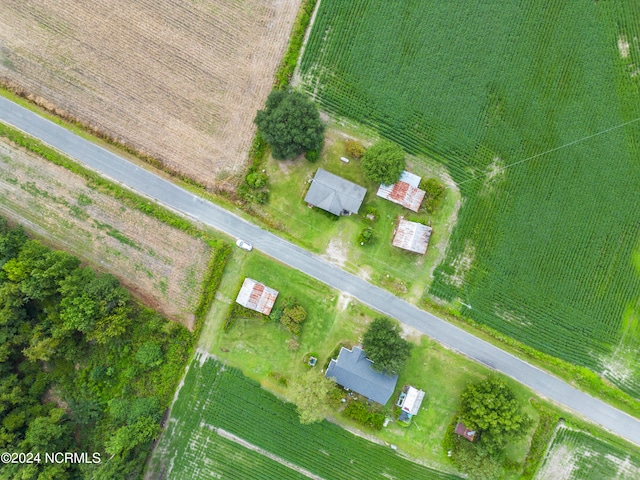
[362,317,412,374]
[459,376,530,452]
[0,217,191,478]
[360,140,406,185]
[288,370,335,424]
[254,90,324,160]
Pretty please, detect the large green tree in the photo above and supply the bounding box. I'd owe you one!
[360,140,406,185]
[459,376,530,452]
[362,317,412,374]
[288,370,335,424]
[254,90,324,160]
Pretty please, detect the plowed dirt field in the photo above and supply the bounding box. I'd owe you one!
[0,137,212,329]
[0,0,300,188]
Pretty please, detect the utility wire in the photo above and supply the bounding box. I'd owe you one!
[456,116,640,187]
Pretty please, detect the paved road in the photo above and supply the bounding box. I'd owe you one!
[2,96,640,446]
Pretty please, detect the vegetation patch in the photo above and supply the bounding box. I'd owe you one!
[0,135,222,328]
[254,89,325,160]
[0,219,191,479]
[342,399,386,430]
[521,402,560,480]
[146,355,462,479]
[299,0,640,397]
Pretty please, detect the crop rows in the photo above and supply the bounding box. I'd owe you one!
[299,0,640,396]
[148,356,462,480]
[0,0,299,188]
[536,426,640,480]
[168,432,306,480]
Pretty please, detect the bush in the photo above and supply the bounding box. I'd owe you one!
[361,140,406,185]
[255,190,269,204]
[246,172,267,189]
[358,227,375,245]
[135,342,163,368]
[420,178,446,213]
[345,140,366,159]
[343,401,385,430]
[305,150,319,162]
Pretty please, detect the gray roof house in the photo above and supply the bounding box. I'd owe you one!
[325,346,398,405]
[304,169,367,216]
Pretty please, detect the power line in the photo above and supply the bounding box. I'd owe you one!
[456,116,640,187]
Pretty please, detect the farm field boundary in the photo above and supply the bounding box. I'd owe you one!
[298,0,640,397]
[0,121,230,333]
[536,424,640,480]
[0,0,301,189]
[146,353,463,480]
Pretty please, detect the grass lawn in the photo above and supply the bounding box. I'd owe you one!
[256,127,460,303]
[199,249,372,391]
[199,250,543,475]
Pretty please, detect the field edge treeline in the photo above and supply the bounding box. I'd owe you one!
[0,120,230,335]
[0,218,196,478]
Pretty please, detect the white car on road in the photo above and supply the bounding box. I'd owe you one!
[235,239,253,251]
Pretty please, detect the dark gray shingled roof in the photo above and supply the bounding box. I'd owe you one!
[325,346,398,405]
[304,169,367,216]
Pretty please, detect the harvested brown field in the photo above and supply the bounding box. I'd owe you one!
[0,0,301,189]
[0,137,213,329]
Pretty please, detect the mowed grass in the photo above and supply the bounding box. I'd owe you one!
[299,0,640,396]
[148,355,465,480]
[257,127,459,302]
[198,251,539,474]
[536,425,640,480]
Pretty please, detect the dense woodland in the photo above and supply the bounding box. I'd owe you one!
[0,218,191,479]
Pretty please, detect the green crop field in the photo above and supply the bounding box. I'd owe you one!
[147,354,462,480]
[299,1,640,396]
[536,425,640,479]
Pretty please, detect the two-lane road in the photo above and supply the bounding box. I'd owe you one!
[1,96,639,446]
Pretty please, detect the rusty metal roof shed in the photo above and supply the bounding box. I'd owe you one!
[392,218,432,254]
[376,171,425,212]
[455,422,477,442]
[235,278,279,315]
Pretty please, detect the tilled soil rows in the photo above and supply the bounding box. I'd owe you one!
[0,0,300,188]
[0,138,212,329]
